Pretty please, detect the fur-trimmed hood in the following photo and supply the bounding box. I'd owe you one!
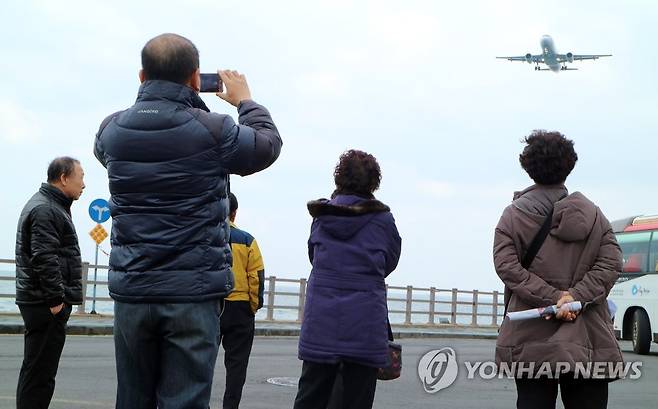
[307,197,390,218]
[307,195,391,240]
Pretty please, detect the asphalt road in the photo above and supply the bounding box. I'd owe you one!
[0,336,655,409]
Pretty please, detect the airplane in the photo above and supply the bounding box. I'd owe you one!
[497,35,611,72]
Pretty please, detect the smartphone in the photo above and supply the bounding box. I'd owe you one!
[200,73,223,93]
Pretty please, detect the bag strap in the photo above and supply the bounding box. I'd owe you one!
[387,318,394,341]
[503,206,556,317]
[521,207,555,270]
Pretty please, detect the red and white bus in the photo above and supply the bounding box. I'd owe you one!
[609,215,658,354]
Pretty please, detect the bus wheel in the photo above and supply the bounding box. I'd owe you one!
[632,309,651,355]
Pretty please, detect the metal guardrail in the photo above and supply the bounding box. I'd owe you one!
[0,258,504,326]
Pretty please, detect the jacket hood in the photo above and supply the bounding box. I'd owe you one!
[552,192,598,242]
[136,80,210,112]
[307,195,390,240]
[513,184,568,217]
[513,184,597,243]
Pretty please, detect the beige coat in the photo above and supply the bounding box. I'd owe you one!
[494,185,623,378]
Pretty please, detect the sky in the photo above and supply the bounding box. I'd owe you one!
[1,0,657,291]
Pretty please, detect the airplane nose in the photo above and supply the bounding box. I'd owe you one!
[540,37,552,48]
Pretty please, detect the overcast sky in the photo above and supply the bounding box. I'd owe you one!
[1,0,657,291]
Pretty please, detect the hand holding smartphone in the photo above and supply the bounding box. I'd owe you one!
[215,70,252,107]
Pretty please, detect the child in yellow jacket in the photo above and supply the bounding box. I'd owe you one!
[220,192,265,409]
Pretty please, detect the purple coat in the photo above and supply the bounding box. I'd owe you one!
[298,195,402,368]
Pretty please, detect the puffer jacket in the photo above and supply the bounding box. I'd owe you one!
[94,80,282,303]
[494,184,624,378]
[15,183,83,307]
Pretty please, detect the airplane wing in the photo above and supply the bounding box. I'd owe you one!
[496,55,544,63]
[557,54,612,62]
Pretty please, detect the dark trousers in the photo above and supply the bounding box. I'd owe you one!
[17,303,72,409]
[293,360,378,409]
[114,301,221,409]
[219,300,255,409]
[516,377,609,409]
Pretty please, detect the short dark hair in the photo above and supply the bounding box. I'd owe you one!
[141,33,199,84]
[229,192,238,214]
[333,150,382,196]
[519,130,578,185]
[47,157,80,183]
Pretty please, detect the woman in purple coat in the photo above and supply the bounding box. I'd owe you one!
[293,150,402,409]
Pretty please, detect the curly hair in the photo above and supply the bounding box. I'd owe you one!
[519,130,578,185]
[333,150,382,197]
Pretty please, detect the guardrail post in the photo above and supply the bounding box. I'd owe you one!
[405,286,413,324]
[450,288,458,324]
[266,276,276,321]
[472,290,479,326]
[428,287,436,324]
[77,262,89,314]
[298,278,307,322]
[492,290,499,326]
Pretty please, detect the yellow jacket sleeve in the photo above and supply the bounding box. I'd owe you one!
[247,239,265,314]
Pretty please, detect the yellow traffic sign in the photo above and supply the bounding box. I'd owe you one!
[89,224,108,245]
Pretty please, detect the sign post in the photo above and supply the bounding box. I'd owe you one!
[88,199,110,314]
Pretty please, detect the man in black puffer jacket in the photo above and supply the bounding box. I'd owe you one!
[94,33,282,409]
[14,156,85,409]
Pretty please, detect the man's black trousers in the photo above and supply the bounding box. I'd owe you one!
[17,303,72,409]
[220,300,255,409]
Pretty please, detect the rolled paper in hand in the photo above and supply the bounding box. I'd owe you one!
[506,301,582,321]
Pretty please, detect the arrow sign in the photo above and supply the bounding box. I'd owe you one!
[88,198,111,223]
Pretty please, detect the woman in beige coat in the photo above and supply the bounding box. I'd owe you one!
[494,130,623,409]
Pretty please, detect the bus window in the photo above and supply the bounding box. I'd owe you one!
[616,232,651,273]
[650,232,658,272]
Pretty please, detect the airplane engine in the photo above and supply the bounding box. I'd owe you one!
[566,52,574,63]
[525,53,532,63]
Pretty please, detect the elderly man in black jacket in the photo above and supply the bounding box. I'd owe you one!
[14,156,85,409]
[94,33,282,409]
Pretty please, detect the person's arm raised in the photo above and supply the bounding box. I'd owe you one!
[216,70,282,176]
